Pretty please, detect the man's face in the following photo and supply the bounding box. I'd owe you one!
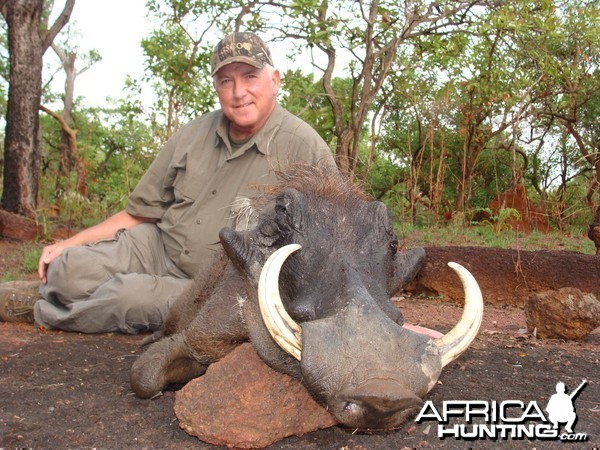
[214,62,280,140]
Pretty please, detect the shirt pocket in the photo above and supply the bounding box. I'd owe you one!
[172,167,189,203]
[165,153,192,203]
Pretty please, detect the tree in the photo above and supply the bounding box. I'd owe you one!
[0,0,75,218]
[140,0,228,139]
[522,0,599,212]
[280,69,342,146]
[367,0,599,228]
[45,40,100,196]
[263,0,485,175]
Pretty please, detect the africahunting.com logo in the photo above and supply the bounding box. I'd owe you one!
[415,379,589,442]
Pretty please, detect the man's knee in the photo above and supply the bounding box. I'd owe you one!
[107,274,191,331]
[42,247,105,303]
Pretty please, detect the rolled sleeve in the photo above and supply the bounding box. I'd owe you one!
[126,133,180,219]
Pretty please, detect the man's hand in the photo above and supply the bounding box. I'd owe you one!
[38,242,68,284]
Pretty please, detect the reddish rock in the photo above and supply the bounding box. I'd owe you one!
[174,343,337,448]
[525,288,600,340]
[489,183,549,233]
[406,246,600,307]
[50,225,78,241]
[0,209,43,241]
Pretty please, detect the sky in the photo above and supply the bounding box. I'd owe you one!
[47,0,154,108]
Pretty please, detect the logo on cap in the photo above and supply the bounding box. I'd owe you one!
[211,32,273,75]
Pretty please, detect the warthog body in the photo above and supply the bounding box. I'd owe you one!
[131,165,482,430]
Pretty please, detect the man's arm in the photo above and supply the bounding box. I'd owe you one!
[38,210,157,283]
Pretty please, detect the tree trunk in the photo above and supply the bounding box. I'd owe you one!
[588,206,600,255]
[1,0,45,218]
[39,105,86,196]
[51,43,87,196]
[0,0,75,220]
[58,49,76,182]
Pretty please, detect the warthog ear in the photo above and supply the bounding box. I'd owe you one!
[389,248,426,296]
[219,228,247,267]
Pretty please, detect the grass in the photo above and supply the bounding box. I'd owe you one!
[396,222,595,254]
[22,245,42,273]
[0,243,41,282]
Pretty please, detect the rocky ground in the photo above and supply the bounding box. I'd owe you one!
[1,297,598,448]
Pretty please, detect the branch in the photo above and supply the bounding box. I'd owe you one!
[561,119,596,168]
[41,0,75,51]
[51,42,67,62]
[39,104,77,140]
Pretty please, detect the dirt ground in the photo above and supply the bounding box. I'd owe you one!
[1,240,599,449]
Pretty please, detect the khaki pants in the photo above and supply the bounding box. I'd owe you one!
[35,223,193,334]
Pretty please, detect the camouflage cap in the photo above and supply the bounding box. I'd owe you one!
[211,32,274,76]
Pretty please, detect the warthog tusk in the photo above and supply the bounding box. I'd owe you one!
[433,262,484,367]
[258,244,303,360]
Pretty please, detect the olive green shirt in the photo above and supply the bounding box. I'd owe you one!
[126,104,335,277]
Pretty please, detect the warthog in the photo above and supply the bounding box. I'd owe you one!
[130,165,483,430]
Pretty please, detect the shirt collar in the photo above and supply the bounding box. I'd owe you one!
[216,103,283,157]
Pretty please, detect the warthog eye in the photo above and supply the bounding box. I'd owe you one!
[389,237,398,253]
[343,402,361,413]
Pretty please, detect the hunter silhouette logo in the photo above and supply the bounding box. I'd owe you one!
[415,379,589,442]
[546,379,587,434]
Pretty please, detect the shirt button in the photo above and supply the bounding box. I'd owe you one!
[211,189,217,195]
[196,219,202,225]
[183,249,190,255]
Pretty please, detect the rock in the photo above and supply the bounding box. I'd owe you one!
[174,343,337,448]
[406,246,600,307]
[0,209,43,241]
[525,288,600,340]
[50,225,78,241]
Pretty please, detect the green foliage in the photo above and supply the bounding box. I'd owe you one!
[0,244,41,282]
[473,207,521,233]
[362,155,407,202]
[280,70,347,145]
[37,99,160,229]
[22,245,41,274]
[140,23,215,132]
[367,0,599,229]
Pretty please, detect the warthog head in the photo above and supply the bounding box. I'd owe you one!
[219,165,483,430]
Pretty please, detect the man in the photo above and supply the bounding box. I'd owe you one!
[16,32,334,333]
[546,380,586,433]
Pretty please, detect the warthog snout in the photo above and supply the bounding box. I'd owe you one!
[334,379,424,429]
